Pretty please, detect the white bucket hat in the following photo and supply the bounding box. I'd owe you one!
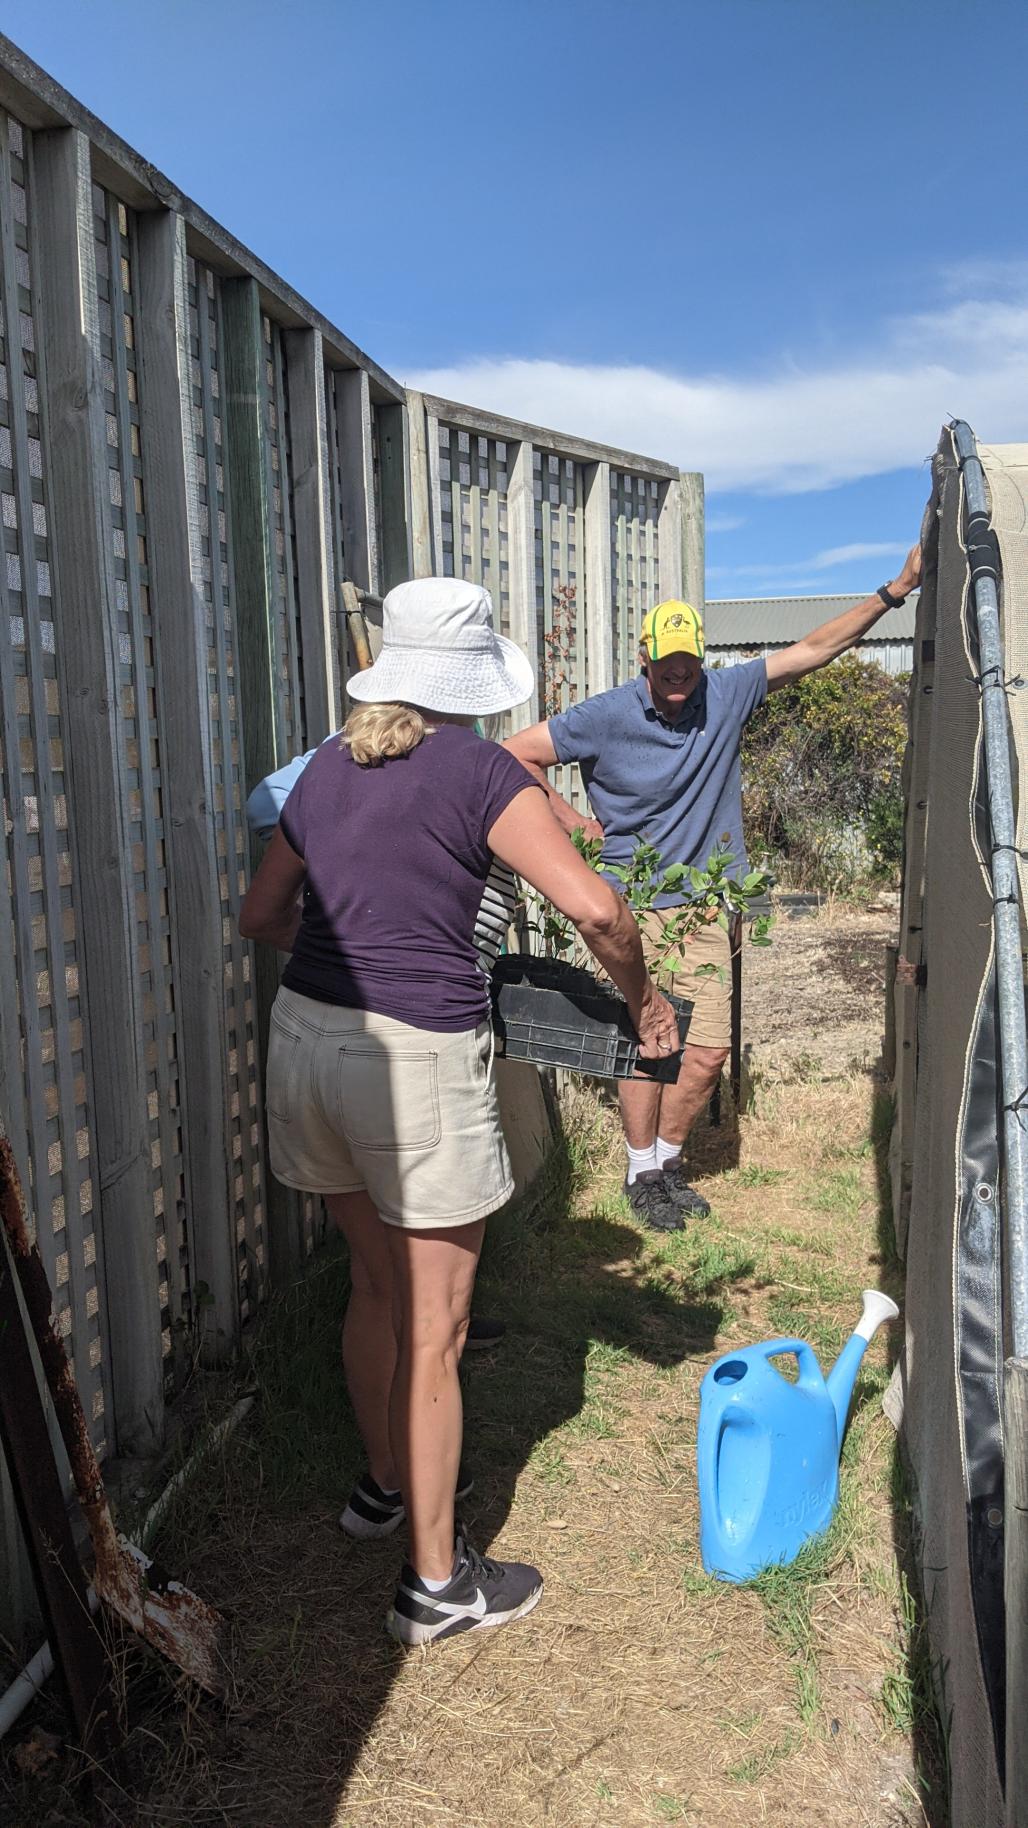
[347,577,535,716]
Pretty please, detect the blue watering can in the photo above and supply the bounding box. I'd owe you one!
[697,1289,899,1583]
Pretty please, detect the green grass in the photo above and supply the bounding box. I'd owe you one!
[726,1735,797,1783]
[653,1794,695,1821]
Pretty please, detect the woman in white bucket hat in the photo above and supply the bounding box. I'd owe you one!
[239,577,678,1646]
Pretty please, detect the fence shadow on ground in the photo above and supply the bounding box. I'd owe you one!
[19,1111,756,1828]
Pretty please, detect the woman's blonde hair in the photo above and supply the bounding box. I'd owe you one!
[342,701,428,766]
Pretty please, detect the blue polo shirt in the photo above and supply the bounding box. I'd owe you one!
[548,660,767,907]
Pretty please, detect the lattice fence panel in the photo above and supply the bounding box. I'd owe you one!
[266,325,324,1261]
[261,313,304,759]
[0,114,110,1447]
[437,424,511,636]
[611,470,661,683]
[535,450,585,806]
[188,258,267,1326]
[93,183,193,1389]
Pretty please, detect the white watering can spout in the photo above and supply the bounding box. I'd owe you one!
[825,1288,900,1445]
[853,1287,901,1344]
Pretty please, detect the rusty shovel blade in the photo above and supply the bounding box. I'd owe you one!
[0,1133,229,1696]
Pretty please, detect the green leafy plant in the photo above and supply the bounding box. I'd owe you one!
[527,830,774,986]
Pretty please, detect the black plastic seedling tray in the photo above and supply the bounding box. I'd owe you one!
[490,954,692,1082]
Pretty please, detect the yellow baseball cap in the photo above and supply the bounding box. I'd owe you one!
[639,599,705,661]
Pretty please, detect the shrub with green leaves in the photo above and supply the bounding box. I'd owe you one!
[529,831,774,986]
[740,653,907,892]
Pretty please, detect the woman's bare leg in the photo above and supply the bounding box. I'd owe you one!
[386,1220,485,1582]
[326,1190,397,1491]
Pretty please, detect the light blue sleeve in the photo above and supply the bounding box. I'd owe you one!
[722,657,768,726]
[245,748,319,840]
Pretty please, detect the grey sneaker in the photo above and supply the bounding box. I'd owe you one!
[623,1170,685,1233]
[386,1527,543,1646]
[661,1157,711,1217]
[340,1465,474,1538]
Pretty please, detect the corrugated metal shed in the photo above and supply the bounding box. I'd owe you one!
[705,591,918,645]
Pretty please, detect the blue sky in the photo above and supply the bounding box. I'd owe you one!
[7,0,1028,597]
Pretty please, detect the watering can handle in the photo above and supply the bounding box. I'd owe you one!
[755,1337,824,1390]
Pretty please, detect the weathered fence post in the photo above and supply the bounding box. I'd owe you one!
[679,470,705,614]
[506,440,540,728]
[376,400,412,594]
[282,327,336,745]
[32,126,164,1453]
[406,389,434,578]
[583,461,614,695]
[332,366,379,595]
[134,207,241,1361]
[1005,1355,1028,1825]
[657,474,684,600]
[220,275,300,1285]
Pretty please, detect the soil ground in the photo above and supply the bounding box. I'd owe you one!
[1,899,944,1828]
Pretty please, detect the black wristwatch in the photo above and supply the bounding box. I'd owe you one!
[876,582,906,610]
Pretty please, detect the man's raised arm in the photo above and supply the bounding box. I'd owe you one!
[765,544,922,692]
[503,722,602,840]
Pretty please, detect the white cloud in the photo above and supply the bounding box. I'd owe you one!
[706,513,746,533]
[409,272,1028,495]
[708,540,908,596]
[811,541,907,568]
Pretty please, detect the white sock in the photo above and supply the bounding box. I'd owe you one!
[626,1142,659,1184]
[655,1136,682,1170]
[418,1571,452,1593]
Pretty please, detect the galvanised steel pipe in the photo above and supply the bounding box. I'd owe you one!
[951,419,1028,1356]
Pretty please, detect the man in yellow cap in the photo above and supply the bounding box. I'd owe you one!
[505,548,921,1231]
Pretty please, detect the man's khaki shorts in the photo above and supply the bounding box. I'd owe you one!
[638,910,736,1052]
[265,986,514,1229]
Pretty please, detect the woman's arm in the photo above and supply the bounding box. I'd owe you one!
[487,788,678,1059]
[238,826,307,952]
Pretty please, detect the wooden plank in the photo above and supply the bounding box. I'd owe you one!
[322,365,349,698]
[679,471,705,613]
[32,126,163,1455]
[282,326,335,743]
[506,440,539,729]
[425,407,444,574]
[2,118,106,1440]
[583,460,613,695]
[102,189,187,1373]
[615,473,630,680]
[1005,1355,1028,1828]
[657,475,683,598]
[201,275,266,1296]
[220,274,298,1284]
[268,324,302,754]
[135,209,239,1356]
[376,400,412,592]
[332,366,378,593]
[406,389,434,578]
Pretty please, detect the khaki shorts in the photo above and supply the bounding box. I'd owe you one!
[265,986,514,1229]
[638,910,736,1051]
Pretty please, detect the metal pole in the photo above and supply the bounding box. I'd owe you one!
[951,420,1028,1356]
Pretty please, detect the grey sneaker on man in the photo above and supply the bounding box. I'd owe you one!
[660,1156,711,1218]
[622,1169,685,1233]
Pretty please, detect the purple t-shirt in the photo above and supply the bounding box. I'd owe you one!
[279,724,538,1032]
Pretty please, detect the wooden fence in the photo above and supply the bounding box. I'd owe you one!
[0,36,704,1641]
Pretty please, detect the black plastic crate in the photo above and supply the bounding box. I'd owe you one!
[490,954,693,1082]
